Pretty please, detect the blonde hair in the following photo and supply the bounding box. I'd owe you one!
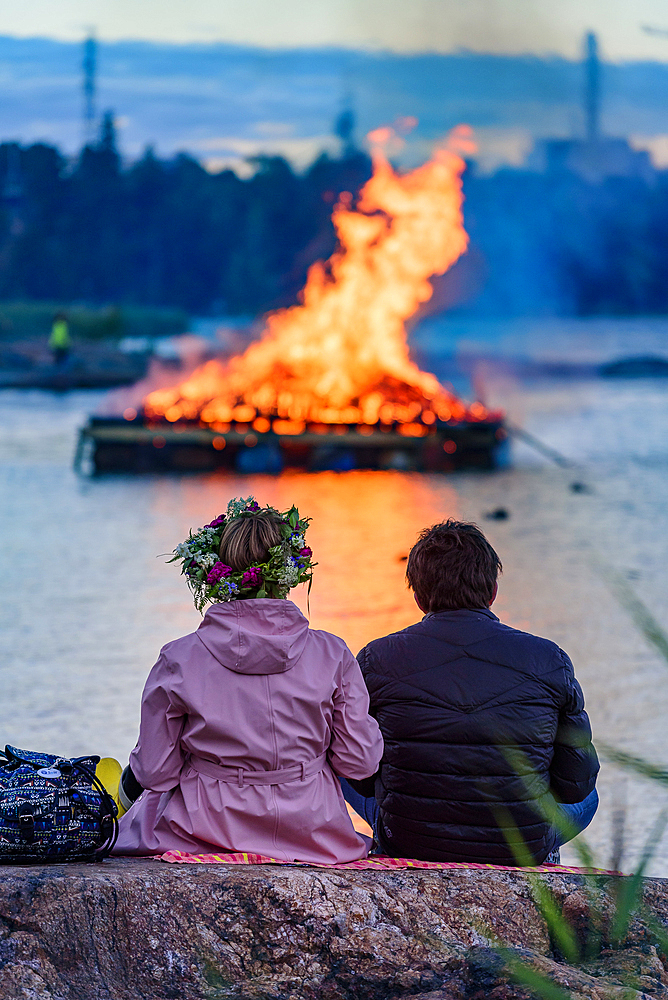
[218,512,283,571]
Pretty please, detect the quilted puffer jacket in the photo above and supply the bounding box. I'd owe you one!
[357,608,599,865]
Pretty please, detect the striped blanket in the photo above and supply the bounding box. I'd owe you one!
[158,850,619,874]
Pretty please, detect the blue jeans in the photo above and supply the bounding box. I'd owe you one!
[553,787,599,846]
[339,778,598,851]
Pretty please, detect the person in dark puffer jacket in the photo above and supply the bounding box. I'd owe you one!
[341,520,599,865]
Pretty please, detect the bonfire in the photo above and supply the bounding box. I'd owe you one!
[142,125,495,438]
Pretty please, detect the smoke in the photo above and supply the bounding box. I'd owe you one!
[98,327,256,415]
[346,0,574,57]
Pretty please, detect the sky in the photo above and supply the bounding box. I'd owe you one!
[5,0,668,61]
[7,37,668,171]
[4,1,668,174]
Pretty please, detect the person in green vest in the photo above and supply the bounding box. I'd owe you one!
[49,312,71,365]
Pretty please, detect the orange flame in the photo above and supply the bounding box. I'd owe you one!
[144,128,489,431]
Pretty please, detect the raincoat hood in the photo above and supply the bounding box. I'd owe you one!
[196,599,310,675]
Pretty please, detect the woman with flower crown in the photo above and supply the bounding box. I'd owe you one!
[111,496,383,863]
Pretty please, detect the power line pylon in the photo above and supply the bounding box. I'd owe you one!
[83,34,97,146]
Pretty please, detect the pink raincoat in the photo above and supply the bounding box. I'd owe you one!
[114,600,383,862]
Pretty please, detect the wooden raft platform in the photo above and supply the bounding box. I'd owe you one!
[74,417,507,474]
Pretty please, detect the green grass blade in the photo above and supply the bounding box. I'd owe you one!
[532,787,597,872]
[497,747,604,957]
[501,746,598,870]
[498,948,576,1000]
[495,807,580,963]
[642,911,668,963]
[610,808,668,946]
[591,557,668,667]
[599,743,668,787]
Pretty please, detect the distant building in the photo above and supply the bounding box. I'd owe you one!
[529,32,654,183]
[532,136,654,184]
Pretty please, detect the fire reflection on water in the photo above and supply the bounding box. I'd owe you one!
[152,469,460,654]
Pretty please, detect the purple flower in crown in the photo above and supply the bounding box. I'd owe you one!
[205,515,226,529]
[246,501,261,512]
[206,562,233,585]
[241,567,263,588]
[299,547,312,558]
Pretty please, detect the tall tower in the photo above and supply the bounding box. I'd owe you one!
[584,31,600,142]
[83,34,97,145]
[334,106,356,156]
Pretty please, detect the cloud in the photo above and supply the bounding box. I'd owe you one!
[200,134,340,170]
[472,128,534,174]
[253,121,296,137]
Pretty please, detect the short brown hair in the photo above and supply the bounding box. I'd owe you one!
[219,512,283,571]
[406,519,502,612]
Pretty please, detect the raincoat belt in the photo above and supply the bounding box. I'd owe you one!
[187,751,328,788]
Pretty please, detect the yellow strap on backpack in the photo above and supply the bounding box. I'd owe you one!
[95,758,127,818]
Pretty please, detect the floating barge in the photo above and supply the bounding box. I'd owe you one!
[75,416,507,474]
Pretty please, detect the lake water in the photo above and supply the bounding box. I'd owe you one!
[2,317,668,874]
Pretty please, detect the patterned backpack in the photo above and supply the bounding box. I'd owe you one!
[0,745,118,863]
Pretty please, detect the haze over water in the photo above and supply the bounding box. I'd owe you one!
[2,317,668,874]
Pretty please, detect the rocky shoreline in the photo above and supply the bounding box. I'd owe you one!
[1,860,668,999]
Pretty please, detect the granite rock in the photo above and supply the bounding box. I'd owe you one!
[0,860,667,999]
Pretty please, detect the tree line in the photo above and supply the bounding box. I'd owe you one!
[1,123,667,319]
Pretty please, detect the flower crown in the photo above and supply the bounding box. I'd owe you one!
[169,496,315,613]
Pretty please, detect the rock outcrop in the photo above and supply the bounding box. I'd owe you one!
[1,860,668,999]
